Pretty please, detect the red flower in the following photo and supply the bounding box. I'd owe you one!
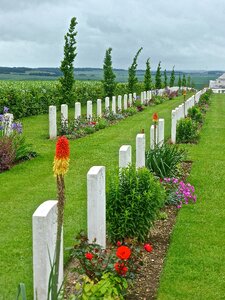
[116,246,131,260]
[55,136,70,159]
[144,244,153,252]
[117,241,122,246]
[152,112,159,123]
[114,262,128,276]
[85,252,93,260]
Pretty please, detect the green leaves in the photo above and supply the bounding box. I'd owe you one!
[106,166,165,242]
[16,283,27,300]
[146,143,186,179]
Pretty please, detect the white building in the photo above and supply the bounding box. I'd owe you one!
[209,73,225,93]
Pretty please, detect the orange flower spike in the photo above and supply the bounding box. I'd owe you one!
[152,112,159,123]
[53,136,70,176]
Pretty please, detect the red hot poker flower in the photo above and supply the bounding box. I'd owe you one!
[152,112,159,123]
[144,243,153,252]
[85,252,93,260]
[114,262,128,276]
[116,246,131,260]
[53,136,70,176]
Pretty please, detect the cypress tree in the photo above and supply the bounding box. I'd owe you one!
[164,69,168,88]
[169,66,175,87]
[144,58,152,90]
[178,74,182,88]
[59,17,77,105]
[155,61,162,89]
[187,75,191,87]
[182,74,187,87]
[103,48,116,98]
[128,47,143,93]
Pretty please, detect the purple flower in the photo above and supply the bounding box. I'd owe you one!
[3,106,9,113]
[0,114,3,122]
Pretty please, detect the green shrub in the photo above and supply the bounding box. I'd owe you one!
[145,143,186,179]
[188,106,203,123]
[176,118,199,143]
[106,166,165,242]
[199,89,212,106]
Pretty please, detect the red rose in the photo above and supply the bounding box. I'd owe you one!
[117,241,122,246]
[116,246,131,260]
[144,244,153,252]
[114,262,128,276]
[85,252,93,260]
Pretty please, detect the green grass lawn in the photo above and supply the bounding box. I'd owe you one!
[157,93,225,300]
[0,95,189,299]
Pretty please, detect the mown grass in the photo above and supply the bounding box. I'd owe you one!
[157,93,225,300]
[0,95,189,299]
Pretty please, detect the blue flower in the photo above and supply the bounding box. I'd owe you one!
[3,106,9,113]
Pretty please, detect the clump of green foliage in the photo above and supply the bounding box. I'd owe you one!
[103,48,116,98]
[188,106,203,123]
[107,166,165,242]
[145,143,186,179]
[176,118,199,143]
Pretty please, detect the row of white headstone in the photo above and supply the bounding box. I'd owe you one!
[32,118,165,299]
[171,88,207,143]
[48,90,154,139]
[1,113,14,136]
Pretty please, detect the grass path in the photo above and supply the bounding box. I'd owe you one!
[158,94,225,300]
[0,95,189,299]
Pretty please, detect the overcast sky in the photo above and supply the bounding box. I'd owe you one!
[0,0,225,70]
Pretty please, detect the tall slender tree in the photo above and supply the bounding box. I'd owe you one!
[178,74,182,88]
[144,58,152,91]
[155,61,162,89]
[128,47,143,93]
[164,69,168,88]
[187,75,191,87]
[169,66,175,87]
[182,74,187,87]
[103,48,116,98]
[59,17,77,105]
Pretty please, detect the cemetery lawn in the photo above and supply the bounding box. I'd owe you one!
[157,93,225,300]
[0,95,189,299]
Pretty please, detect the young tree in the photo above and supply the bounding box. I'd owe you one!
[155,61,162,89]
[103,48,116,98]
[187,75,191,87]
[144,58,152,90]
[169,66,175,87]
[164,69,168,88]
[182,74,186,87]
[128,47,143,93]
[59,17,77,105]
[178,74,182,88]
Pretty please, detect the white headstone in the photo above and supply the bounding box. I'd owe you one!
[112,96,116,113]
[3,113,14,136]
[124,94,128,110]
[33,200,63,300]
[61,104,68,125]
[75,102,81,120]
[49,106,57,139]
[171,109,176,143]
[141,92,144,104]
[105,97,110,111]
[136,133,145,168]
[150,125,158,149]
[118,95,122,111]
[128,93,132,106]
[143,91,147,103]
[133,93,137,101]
[119,145,132,168]
[87,166,106,248]
[158,118,164,146]
[97,99,102,117]
[87,100,92,120]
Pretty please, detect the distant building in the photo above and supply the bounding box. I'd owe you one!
[209,73,225,93]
